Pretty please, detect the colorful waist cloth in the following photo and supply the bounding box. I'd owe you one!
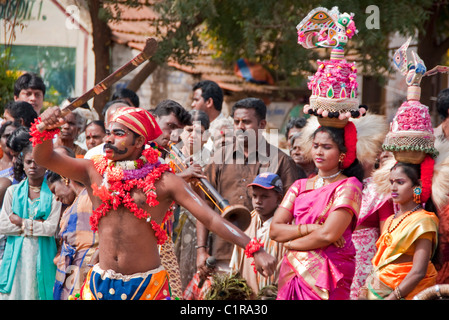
[80,264,171,300]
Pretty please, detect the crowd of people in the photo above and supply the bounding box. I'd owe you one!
[0,63,448,301]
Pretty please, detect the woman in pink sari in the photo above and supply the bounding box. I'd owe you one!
[270,125,364,300]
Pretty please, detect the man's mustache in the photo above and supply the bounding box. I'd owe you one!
[104,143,128,155]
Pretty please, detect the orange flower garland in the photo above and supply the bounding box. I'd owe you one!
[91,146,174,244]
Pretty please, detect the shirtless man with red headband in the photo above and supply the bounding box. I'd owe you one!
[31,106,276,300]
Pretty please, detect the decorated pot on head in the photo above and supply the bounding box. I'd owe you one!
[382,37,438,165]
[297,6,366,128]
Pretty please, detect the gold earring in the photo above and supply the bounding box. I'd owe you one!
[413,186,422,204]
[61,176,69,186]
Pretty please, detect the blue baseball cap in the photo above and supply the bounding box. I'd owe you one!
[247,172,283,194]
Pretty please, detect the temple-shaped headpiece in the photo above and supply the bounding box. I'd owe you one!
[297,6,365,128]
[383,37,437,164]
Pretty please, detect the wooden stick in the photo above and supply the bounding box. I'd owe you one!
[37,38,158,131]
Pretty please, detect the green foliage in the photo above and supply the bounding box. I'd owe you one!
[336,0,434,73]
[148,0,217,66]
[0,48,20,115]
[0,0,27,114]
[8,45,76,106]
[204,273,253,300]
[203,0,436,86]
[44,86,62,109]
[101,0,142,22]
[94,1,446,88]
[99,0,214,66]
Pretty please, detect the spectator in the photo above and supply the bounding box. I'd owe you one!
[48,169,98,300]
[191,80,232,154]
[3,101,38,128]
[433,89,449,284]
[112,88,140,108]
[54,111,87,158]
[230,172,287,297]
[84,100,130,159]
[0,121,21,180]
[0,142,61,299]
[285,117,307,150]
[150,99,192,158]
[362,162,439,300]
[174,110,210,292]
[13,73,46,115]
[84,120,106,150]
[191,80,223,124]
[197,97,301,280]
[270,125,364,300]
[435,88,449,140]
[290,131,316,177]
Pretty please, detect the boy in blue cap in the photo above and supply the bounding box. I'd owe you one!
[230,172,287,298]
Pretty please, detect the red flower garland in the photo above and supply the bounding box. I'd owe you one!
[244,238,264,273]
[420,155,434,204]
[90,148,174,245]
[29,117,61,147]
[342,121,357,169]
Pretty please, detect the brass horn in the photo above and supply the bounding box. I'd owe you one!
[168,142,251,231]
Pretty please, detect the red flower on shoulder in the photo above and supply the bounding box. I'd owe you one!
[91,183,112,201]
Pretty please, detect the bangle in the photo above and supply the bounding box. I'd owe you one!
[394,286,402,300]
[29,219,33,236]
[297,224,303,237]
[244,238,264,258]
[195,245,208,250]
[20,221,26,236]
[30,117,60,147]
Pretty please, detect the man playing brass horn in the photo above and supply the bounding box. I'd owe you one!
[197,98,302,279]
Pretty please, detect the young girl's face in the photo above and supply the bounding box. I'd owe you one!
[389,166,415,205]
[23,151,46,180]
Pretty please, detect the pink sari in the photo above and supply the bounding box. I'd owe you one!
[276,177,362,300]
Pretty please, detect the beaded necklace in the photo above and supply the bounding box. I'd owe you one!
[90,146,174,244]
[383,204,422,246]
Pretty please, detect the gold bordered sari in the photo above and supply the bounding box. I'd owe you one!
[276,177,362,300]
[363,209,439,300]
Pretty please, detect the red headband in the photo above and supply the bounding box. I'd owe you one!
[111,107,162,144]
[342,121,357,169]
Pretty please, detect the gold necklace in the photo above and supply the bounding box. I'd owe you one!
[29,185,41,193]
[383,204,422,246]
